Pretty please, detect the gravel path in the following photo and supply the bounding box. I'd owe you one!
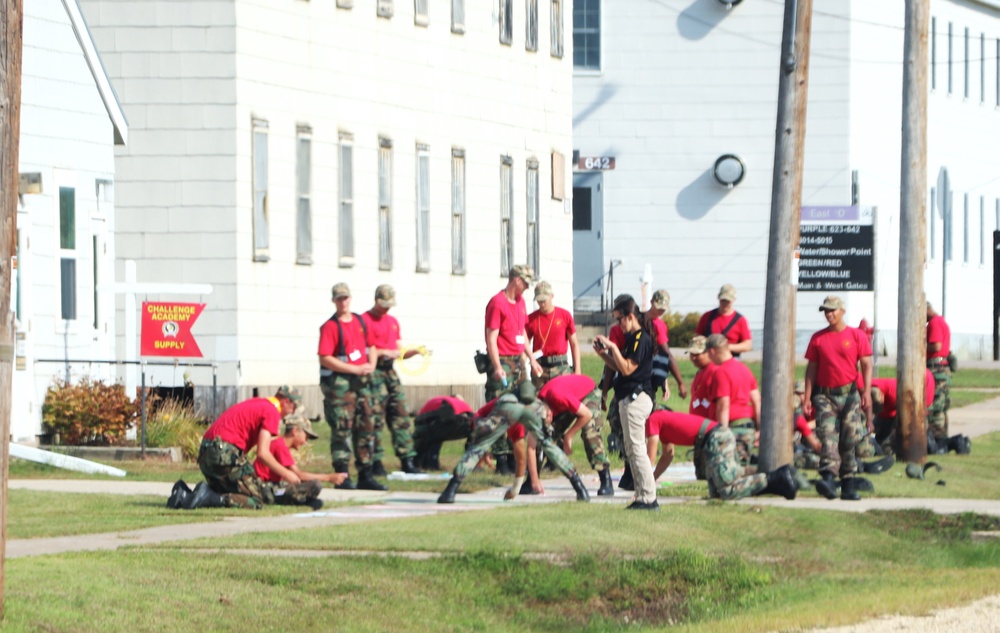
[804,594,1000,632]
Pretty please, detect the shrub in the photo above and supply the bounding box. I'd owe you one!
[663,311,701,348]
[143,399,204,461]
[42,378,137,446]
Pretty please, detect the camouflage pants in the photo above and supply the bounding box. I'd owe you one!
[197,438,275,509]
[274,480,323,506]
[548,390,609,472]
[812,389,864,478]
[453,407,575,481]
[928,364,951,441]
[413,409,474,458]
[486,355,525,458]
[321,373,376,468]
[729,419,756,466]
[605,394,624,459]
[702,426,767,500]
[531,362,572,390]
[794,447,821,471]
[369,367,416,460]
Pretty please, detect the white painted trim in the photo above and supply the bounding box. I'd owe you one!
[60,0,129,146]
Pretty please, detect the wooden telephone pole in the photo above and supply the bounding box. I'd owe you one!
[0,0,22,618]
[896,0,930,464]
[759,0,814,471]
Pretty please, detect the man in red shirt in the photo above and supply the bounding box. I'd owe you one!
[687,336,717,419]
[526,281,580,388]
[644,410,797,501]
[704,334,760,456]
[363,284,425,476]
[412,395,476,470]
[926,301,953,451]
[253,417,349,510]
[173,386,302,510]
[803,295,873,501]
[868,370,937,452]
[318,282,381,491]
[645,289,686,402]
[695,284,752,356]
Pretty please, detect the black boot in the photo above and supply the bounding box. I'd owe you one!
[568,472,591,502]
[948,435,971,455]
[597,468,615,496]
[762,465,797,500]
[862,454,895,475]
[306,498,324,511]
[854,477,874,493]
[166,479,192,509]
[618,462,634,491]
[429,444,442,471]
[495,455,513,476]
[371,460,388,477]
[357,466,388,491]
[333,461,356,490]
[437,477,461,504]
[401,456,423,474]
[184,482,226,509]
[519,479,536,495]
[814,471,838,500]
[840,476,861,501]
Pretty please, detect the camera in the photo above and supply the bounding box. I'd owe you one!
[595,339,607,351]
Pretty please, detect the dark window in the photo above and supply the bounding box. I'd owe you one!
[573,0,599,70]
[573,187,592,230]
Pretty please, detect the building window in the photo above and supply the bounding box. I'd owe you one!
[930,188,936,260]
[526,160,540,277]
[500,156,514,275]
[252,119,269,262]
[451,149,466,275]
[59,186,77,321]
[964,27,970,99]
[295,126,313,265]
[499,0,512,45]
[339,132,355,267]
[377,0,393,18]
[379,138,393,270]
[573,0,600,70]
[452,0,464,33]
[963,193,969,263]
[996,38,999,108]
[92,235,99,329]
[931,17,936,90]
[414,0,428,26]
[947,22,953,94]
[526,0,538,51]
[550,0,563,58]
[416,145,431,272]
[981,196,986,266]
[945,191,953,262]
[981,33,986,103]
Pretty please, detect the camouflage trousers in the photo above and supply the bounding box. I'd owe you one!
[413,409,474,459]
[274,480,323,506]
[197,438,275,509]
[369,366,416,460]
[701,426,767,501]
[547,390,609,472]
[812,388,864,478]
[729,419,756,466]
[927,364,951,441]
[453,408,575,481]
[321,373,376,468]
[486,355,525,458]
[795,435,879,471]
[605,394,624,459]
[531,362,572,390]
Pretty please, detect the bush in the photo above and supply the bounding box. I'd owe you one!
[663,311,701,348]
[42,378,137,446]
[143,399,203,461]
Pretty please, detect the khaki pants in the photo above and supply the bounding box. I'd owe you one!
[619,392,655,503]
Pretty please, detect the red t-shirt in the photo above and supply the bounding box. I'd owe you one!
[253,436,296,483]
[689,364,718,417]
[609,324,625,348]
[526,307,576,356]
[651,318,669,347]
[419,396,473,416]
[203,398,281,452]
[476,398,498,418]
[696,309,752,346]
[538,375,596,417]
[645,410,716,446]
[926,315,951,358]
[707,358,758,421]
[318,314,371,366]
[362,310,401,350]
[485,291,527,356]
[864,370,936,418]
[804,326,873,388]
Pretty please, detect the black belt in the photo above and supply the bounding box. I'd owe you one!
[815,384,855,396]
[695,419,718,448]
[730,421,755,430]
[376,359,395,371]
[498,354,521,362]
[538,355,567,369]
[927,358,949,367]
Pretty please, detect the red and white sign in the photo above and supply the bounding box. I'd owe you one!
[140,302,205,357]
[577,156,616,171]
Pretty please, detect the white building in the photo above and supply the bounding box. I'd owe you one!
[572,0,1000,358]
[78,0,574,410]
[12,0,128,442]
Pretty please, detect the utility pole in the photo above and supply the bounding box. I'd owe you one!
[896,0,929,465]
[759,0,814,472]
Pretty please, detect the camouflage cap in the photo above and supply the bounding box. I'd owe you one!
[871,386,884,415]
[718,284,737,302]
[704,333,729,350]
[687,335,708,355]
[651,289,670,310]
[819,295,845,312]
[285,416,319,439]
[510,265,535,286]
[275,385,303,406]
[375,284,396,308]
[331,283,351,299]
[534,281,553,301]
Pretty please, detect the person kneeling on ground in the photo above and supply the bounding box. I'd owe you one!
[252,416,349,511]
[437,383,590,504]
[168,386,303,510]
[645,409,798,501]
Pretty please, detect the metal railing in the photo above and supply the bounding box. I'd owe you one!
[574,259,623,311]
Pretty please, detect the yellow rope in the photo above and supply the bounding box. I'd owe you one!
[397,345,431,376]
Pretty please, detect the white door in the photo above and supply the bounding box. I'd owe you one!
[572,172,604,311]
